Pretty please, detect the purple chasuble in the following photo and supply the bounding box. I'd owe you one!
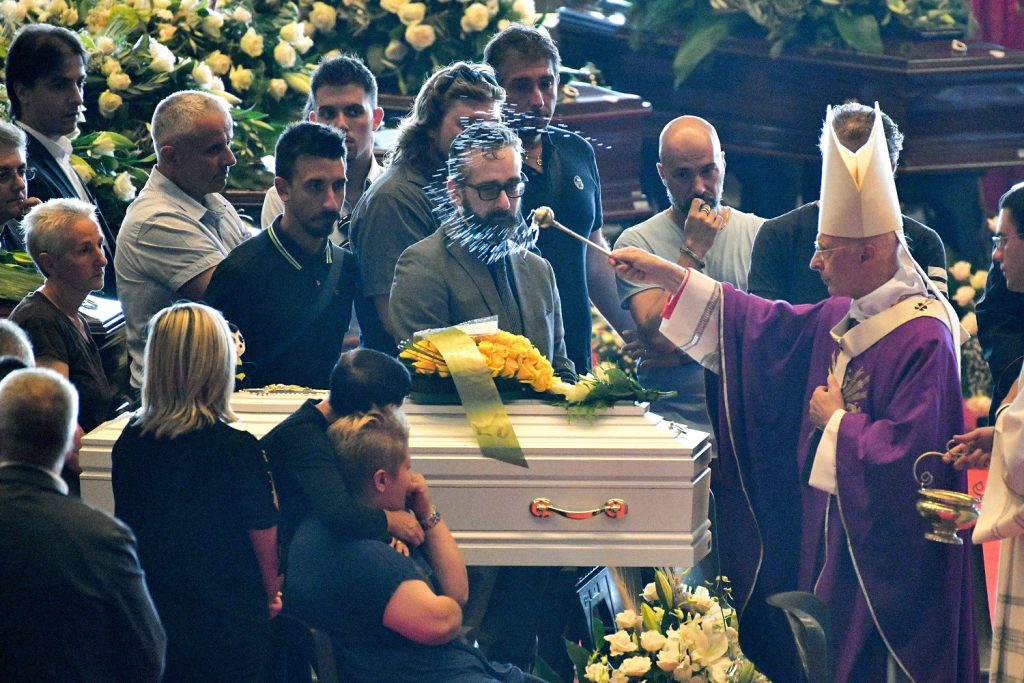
[711,284,979,683]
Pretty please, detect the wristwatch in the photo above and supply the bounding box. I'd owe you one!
[419,505,441,531]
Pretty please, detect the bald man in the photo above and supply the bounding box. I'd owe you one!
[613,115,763,430]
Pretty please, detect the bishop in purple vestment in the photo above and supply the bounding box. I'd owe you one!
[610,104,979,683]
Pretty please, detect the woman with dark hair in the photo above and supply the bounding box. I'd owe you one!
[112,302,280,682]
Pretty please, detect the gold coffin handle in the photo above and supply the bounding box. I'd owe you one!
[530,497,628,520]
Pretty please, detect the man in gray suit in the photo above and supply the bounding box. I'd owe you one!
[0,368,166,680]
[390,121,574,379]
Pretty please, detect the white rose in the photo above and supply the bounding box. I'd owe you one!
[267,78,288,101]
[0,0,17,22]
[149,41,176,72]
[970,269,988,290]
[609,670,628,683]
[113,172,137,202]
[398,1,425,25]
[640,630,668,653]
[100,58,121,77]
[106,71,132,91]
[152,0,171,8]
[953,285,977,308]
[202,11,224,37]
[686,585,716,614]
[584,662,610,683]
[229,65,254,92]
[96,35,116,54]
[208,76,225,93]
[380,0,408,12]
[239,27,265,58]
[486,0,499,16]
[511,0,535,18]
[69,156,95,184]
[192,61,214,87]
[205,50,232,76]
[460,2,490,32]
[949,260,972,282]
[614,609,642,630]
[97,90,123,118]
[274,40,297,68]
[310,1,336,32]
[179,0,198,13]
[90,132,117,157]
[279,21,303,44]
[497,18,510,31]
[384,39,409,62]
[404,23,436,51]
[232,6,252,23]
[293,34,314,54]
[656,643,681,672]
[603,630,638,657]
[617,655,652,678]
[642,582,659,603]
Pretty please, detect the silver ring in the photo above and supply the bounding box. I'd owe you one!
[700,205,712,215]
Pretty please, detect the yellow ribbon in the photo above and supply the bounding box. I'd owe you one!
[425,327,528,468]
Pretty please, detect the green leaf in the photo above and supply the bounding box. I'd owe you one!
[532,655,565,683]
[565,639,592,683]
[640,602,662,632]
[672,15,737,87]
[655,569,675,610]
[833,11,884,53]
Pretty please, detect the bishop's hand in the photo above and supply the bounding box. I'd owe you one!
[809,373,845,429]
[609,247,687,292]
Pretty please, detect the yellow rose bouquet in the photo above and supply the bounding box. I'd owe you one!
[400,330,558,395]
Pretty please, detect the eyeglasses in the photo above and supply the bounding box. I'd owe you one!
[462,174,528,201]
[0,165,35,186]
[992,233,1023,251]
[436,64,500,98]
[812,240,856,256]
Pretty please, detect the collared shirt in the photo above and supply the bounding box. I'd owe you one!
[17,121,90,201]
[0,461,69,495]
[259,158,385,241]
[115,167,251,388]
[204,217,358,388]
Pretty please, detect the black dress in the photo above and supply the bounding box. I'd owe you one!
[112,420,277,682]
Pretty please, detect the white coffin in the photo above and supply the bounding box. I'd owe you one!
[81,394,712,568]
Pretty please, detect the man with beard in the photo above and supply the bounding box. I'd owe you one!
[483,26,633,373]
[350,62,504,355]
[613,116,763,430]
[205,122,358,388]
[390,120,574,675]
[389,121,574,380]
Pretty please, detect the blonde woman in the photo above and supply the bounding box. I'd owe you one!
[112,302,280,683]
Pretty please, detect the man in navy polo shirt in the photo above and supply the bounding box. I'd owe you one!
[484,25,633,374]
[205,121,357,388]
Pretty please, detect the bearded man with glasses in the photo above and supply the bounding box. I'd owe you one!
[389,121,574,380]
[349,61,504,356]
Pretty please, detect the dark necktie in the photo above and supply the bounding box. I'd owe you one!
[492,257,524,335]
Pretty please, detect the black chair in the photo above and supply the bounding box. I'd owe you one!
[268,613,340,683]
[766,591,832,683]
[575,567,626,649]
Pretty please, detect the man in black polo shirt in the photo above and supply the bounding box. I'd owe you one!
[206,122,357,388]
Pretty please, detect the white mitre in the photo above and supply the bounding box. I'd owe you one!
[818,102,902,239]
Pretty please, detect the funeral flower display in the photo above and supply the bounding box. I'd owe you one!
[399,332,672,411]
[626,0,971,85]
[0,0,539,224]
[947,259,993,412]
[573,569,768,683]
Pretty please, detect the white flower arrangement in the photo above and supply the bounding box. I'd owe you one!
[571,569,770,683]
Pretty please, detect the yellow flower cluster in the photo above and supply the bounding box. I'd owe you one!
[399,331,557,393]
